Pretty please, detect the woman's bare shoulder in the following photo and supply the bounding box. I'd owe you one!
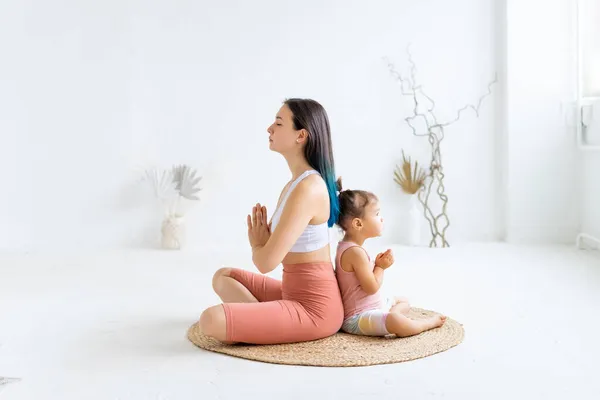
[294,173,328,198]
[285,174,329,222]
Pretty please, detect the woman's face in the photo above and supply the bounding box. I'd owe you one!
[267,105,304,154]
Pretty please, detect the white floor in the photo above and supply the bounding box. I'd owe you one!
[1,243,599,400]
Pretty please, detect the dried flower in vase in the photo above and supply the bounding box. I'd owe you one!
[141,164,203,250]
[143,164,202,218]
[394,150,426,194]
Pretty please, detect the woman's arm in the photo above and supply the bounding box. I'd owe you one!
[341,247,384,295]
[252,177,325,274]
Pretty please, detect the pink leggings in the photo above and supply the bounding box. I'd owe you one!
[222,262,344,344]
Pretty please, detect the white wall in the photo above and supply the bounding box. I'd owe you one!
[0,0,589,253]
[504,0,580,244]
[0,0,503,253]
[10,0,592,252]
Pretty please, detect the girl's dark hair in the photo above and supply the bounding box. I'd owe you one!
[335,177,378,231]
[284,98,339,227]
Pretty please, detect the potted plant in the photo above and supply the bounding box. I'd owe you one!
[142,164,202,250]
[394,151,426,246]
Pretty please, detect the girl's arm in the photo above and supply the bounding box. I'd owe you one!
[340,247,384,295]
[252,176,326,274]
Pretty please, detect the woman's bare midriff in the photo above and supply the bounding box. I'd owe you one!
[282,244,331,265]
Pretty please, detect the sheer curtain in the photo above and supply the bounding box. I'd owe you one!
[581,0,600,98]
[577,0,600,249]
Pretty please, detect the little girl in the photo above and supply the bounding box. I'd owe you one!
[334,178,446,337]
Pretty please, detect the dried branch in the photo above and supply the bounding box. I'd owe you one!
[385,44,497,247]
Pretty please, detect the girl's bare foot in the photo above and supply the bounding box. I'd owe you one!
[386,313,446,337]
[389,296,411,316]
[392,296,410,304]
[423,315,446,330]
[390,301,411,316]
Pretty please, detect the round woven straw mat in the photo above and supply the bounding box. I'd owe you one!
[187,308,464,367]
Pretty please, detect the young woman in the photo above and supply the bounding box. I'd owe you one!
[198,98,344,344]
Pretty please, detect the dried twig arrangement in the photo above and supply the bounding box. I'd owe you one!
[385,46,497,247]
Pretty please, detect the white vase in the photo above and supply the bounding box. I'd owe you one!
[161,215,185,250]
[408,195,422,246]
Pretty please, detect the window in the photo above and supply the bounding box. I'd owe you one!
[577,0,600,149]
[581,0,600,98]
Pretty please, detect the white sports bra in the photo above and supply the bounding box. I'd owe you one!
[270,170,330,253]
